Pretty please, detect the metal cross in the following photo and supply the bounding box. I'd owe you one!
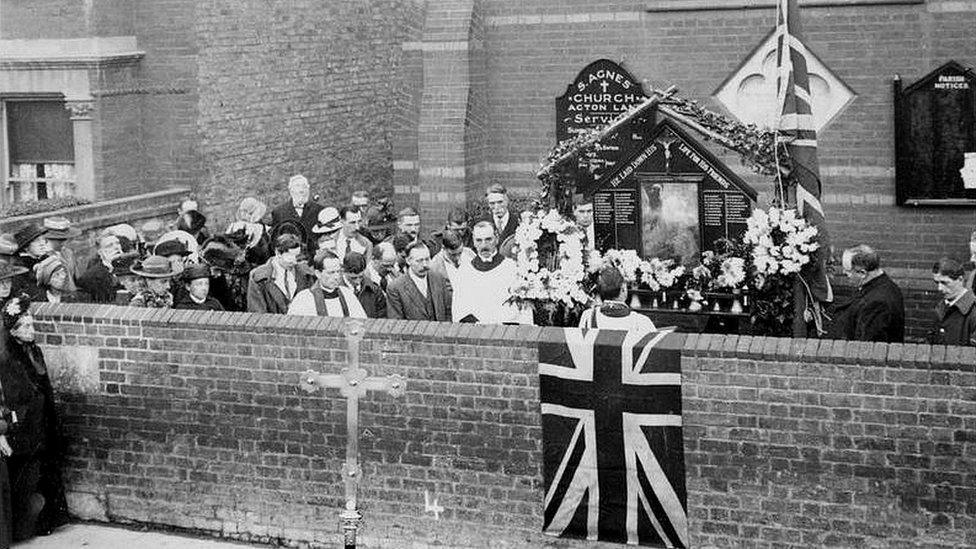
[300,320,405,549]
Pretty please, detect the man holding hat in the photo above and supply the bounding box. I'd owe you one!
[129,255,177,308]
[42,217,81,292]
[174,263,224,311]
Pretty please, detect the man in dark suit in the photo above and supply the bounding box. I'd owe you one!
[270,174,323,251]
[246,233,316,314]
[480,183,518,245]
[386,242,451,321]
[841,245,905,343]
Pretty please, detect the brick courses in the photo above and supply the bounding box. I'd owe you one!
[32,303,976,548]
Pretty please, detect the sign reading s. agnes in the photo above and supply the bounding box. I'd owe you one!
[556,59,650,195]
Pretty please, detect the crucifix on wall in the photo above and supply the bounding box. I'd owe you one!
[300,320,405,549]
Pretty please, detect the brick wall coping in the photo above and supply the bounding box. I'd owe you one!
[643,0,924,12]
[0,187,191,233]
[32,302,976,372]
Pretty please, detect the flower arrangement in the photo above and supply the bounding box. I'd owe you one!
[744,206,819,284]
[509,209,589,309]
[588,248,643,284]
[639,257,685,292]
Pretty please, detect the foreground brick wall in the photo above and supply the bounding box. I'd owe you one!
[32,304,976,548]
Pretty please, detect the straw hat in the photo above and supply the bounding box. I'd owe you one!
[43,216,82,240]
[130,255,178,278]
[312,207,342,234]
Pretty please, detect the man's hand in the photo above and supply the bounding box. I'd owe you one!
[0,435,12,457]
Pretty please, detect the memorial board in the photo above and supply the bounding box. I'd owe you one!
[555,59,650,196]
[895,61,976,205]
[593,119,757,263]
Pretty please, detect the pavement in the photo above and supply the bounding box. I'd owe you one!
[14,523,265,548]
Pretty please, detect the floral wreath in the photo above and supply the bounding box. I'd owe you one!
[508,210,589,307]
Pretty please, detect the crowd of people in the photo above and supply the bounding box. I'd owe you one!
[0,175,974,541]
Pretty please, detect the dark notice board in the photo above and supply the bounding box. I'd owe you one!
[593,119,757,261]
[895,61,976,206]
[555,59,650,197]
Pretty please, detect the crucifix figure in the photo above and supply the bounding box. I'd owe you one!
[300,320,405,549]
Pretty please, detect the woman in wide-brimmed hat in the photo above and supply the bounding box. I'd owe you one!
[128,255,176,308]
[0,294,69,542]
[12,224,52,299]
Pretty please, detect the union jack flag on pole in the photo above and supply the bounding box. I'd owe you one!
[776,0,833,309]
[539,328,687,547]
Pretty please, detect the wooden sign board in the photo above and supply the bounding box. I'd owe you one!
[895,61,976,206]
[555,59,651,196]
[593,119,757,263]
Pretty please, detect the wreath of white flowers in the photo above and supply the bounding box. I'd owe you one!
[509,209,589,306]
[744,206,819,288]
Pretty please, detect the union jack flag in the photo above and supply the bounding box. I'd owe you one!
[539,328,687,547]
[776,0,832,305]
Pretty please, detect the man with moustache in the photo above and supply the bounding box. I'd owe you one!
[452,221,528,324]
[386,242,451,321]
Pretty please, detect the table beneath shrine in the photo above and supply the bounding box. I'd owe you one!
[634,307,752,335]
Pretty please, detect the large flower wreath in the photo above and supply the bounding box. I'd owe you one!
[508,209,589,325]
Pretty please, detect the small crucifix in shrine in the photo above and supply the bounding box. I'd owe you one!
[300,320,405,549]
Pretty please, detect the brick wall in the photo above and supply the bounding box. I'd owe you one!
[195,0,422,229]
[33,303,976,547]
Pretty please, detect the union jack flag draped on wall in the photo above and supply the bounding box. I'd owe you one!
[539,328,687,548]
[776,0,832,304]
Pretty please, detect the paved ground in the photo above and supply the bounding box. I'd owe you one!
[14,523,265,548]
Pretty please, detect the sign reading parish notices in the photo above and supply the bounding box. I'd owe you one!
[556,59,650,196]
[895,61,976,205]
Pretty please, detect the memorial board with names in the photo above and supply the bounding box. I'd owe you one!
[593,119,757,263]
[895,60,976,205]
[555,59,650,196]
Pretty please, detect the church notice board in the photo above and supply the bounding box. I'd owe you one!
[592,119,757,264]
[895,61,976,206]
[555,59,651,197]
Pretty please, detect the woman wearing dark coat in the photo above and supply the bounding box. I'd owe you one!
[0,295,68,541]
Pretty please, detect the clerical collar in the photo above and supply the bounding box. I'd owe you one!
[599,300,631,318]
[472,253,504,272]
[319,285,341,299]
